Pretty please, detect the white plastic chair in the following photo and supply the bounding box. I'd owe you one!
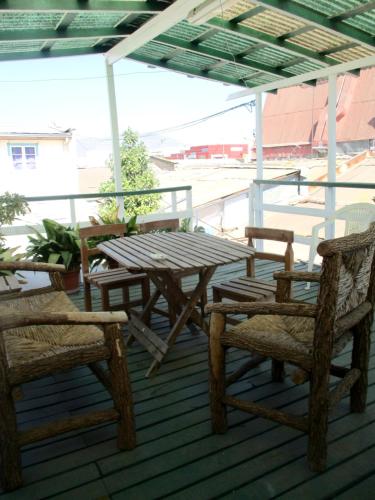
[306,203,375,288]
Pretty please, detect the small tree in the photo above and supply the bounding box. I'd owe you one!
[0,192,29,246]
[99,128,160,219]
[0,192,29,274]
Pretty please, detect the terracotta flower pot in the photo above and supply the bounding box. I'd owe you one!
[62,267,81,294]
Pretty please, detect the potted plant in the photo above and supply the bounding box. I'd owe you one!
[26,218,81,293]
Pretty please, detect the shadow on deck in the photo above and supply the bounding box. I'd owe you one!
[1,260,375,499]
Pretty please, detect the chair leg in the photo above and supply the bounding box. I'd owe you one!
[103,324,136,450]
[271,360,285,382]
[350,315,371,413]
[84,280,92,312]
[212,287,221,303]
[101,287,110,311]
[142,278,151,326]
[122,286,130,309]
[209,312,227,434]
[307,372,329,472]
[0,390,22,491]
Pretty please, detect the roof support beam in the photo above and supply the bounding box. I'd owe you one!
[229,53,375,99]
[0,46,105,62]
[0,27,134,42]
[330,2,375,22]
[106,0,210,65]
[252,0,375,50]
[155,34,291,78]
[231,6,266,24]
[207,18,334,67]
[128,52,246,87]
[320,42,359,57]
[0,1,165,13]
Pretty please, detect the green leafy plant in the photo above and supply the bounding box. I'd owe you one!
[88,214,138,270]
[99,128,160,219]
[0,191,29,246]
[26,218,81,271]
[178,218,206,234]
[0,246,25,277]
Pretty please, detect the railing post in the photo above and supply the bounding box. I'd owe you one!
[326,73,337,239]
[248,182,255,226]
[186,188,193,230]
[171,191,177,213]
[69,199,77,226]
[255,92,264,251]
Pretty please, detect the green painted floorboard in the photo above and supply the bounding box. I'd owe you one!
[0,260,373,499]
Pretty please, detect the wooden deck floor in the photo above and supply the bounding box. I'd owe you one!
[1,260,375,499]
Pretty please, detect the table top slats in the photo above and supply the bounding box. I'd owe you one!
[162,233,235,264]
[98,240,159,271]
[99,233,254,272]
[141,233,224,267]
[171,232,248,261]
[130,233,206,269]
[109,238,179,271]
[183,233,254,259]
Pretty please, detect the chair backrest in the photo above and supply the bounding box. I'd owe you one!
[245,227,294,277]
[316,223,375,338]
[138,218,179,234]
[333,203,375,235]
[79,223,126,274]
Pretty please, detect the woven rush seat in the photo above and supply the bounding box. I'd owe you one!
[226,314,352,368]
[0,291,104,367]
[213,276,276,302]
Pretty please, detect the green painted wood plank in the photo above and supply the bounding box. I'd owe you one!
[2,464,101,499]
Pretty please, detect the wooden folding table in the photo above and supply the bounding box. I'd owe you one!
[98,232,254,377]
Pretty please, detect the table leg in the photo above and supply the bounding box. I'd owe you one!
[126,288,161,346]
[146,267,216,377]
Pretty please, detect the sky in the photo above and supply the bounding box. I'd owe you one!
[0,54,256,153]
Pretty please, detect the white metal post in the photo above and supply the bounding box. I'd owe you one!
[171,191,177,213]
[69,199,77,226]
[186,188,193,230]
[248,182,255,226]
[326,73,337,239]
[105,60,124,220]
[255,92,264,250]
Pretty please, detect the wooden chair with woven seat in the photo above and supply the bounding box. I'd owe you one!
[80,223,150,316]
[0,261,135,492]
[207,223,375,472]
[212,227,294,324]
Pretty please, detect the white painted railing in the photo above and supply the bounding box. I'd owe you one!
[2,185,193,237]
[249,179,375,245]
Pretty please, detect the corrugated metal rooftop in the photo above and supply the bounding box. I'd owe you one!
[0,1,374,88]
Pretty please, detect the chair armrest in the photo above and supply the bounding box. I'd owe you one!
[274,271,321,283]
[205,301,317,317]
[0,311,127,331]
[0,261,66,273]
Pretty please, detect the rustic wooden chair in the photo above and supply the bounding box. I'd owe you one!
[207,224,375,472]
[212,227,294,323]
[80,223,150,315]
[0,261,135,492]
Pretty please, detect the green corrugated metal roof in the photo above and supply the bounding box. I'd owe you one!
[0,1,373,89]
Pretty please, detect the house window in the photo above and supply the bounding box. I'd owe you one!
[8,143,38,170]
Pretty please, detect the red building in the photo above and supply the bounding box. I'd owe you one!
[168,143,248,160]
[261,67,375,159]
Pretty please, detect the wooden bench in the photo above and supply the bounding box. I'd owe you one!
[0,275,22,296]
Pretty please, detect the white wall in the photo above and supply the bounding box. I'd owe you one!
[0,137,78,196]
